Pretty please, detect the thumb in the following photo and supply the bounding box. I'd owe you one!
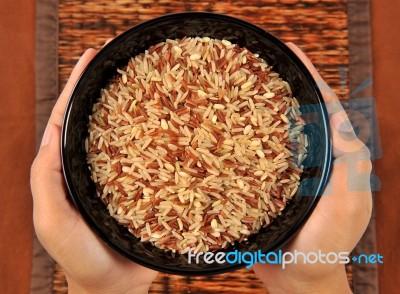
[31,123,79,241]
[286,42,367,158]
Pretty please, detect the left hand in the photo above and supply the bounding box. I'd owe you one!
[31,48,158,294]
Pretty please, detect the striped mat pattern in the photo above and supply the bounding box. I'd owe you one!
[55,1,351,293]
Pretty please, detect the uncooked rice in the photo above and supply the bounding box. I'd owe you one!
[85,37,307,254]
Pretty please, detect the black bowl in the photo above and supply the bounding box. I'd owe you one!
[61,12,332,275]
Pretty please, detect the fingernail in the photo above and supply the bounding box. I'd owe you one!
[41,125,53,147]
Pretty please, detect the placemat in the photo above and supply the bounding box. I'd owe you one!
[32,0,377,293]
[57,1,350,293]
[58,0,350,97]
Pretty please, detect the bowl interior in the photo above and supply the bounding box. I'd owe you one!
[62,12,331,275]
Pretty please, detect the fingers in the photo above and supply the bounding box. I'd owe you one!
[31,124,79,232]
[286,43,372,221]
[31,49,99,237]
[49,48,98,128]
[286,42,367,159]
[330,142,372,197]
[286,42,337,104]
[32,48,98,215]
[103,38,113,47]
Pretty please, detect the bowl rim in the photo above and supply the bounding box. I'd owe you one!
[61,11,332,275]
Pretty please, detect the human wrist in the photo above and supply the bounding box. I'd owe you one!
[263,265,351,294]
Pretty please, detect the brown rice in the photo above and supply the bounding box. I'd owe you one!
[85,37,307,254]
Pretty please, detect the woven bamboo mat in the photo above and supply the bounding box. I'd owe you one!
[55,0,351,293]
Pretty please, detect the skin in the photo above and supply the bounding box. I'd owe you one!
[252,43,372,293]
[31,43,371,293]
[31,49,158,294]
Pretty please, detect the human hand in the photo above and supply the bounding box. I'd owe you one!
[253,43,372,293]
[31,48,158,294]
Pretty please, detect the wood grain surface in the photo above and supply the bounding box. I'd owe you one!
[55,1,352,293]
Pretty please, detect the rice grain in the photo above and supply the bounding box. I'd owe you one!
[86,37,307,254]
